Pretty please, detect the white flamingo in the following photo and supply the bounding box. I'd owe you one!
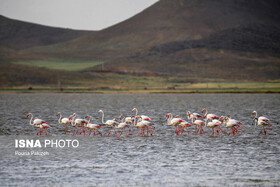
[206,120,223,136]
[252,111,272,135]
[132,108,152,121]
[27,113,49,136]
[187,111,202,123]
[177,120,192,136]
[98,110,119,137]
[134,117,153,136]
[84,115,102,137]
[166,113,184,135]
[71,113,88,136]
[202,108,219,125]
[57,112,72,135]
[116,115,132,137]
[193,119,205,134]
[220,116,242,136]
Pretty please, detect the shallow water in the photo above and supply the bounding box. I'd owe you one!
[0,93,280,186]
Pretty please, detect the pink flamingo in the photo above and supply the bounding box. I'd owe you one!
[134,117,153,136]
[71,113,88,136]
[57,112,72,135]
[84,115,102,137]
[193,119,205,134]
[177,121,192,136]
[132,108,152,121]
[98,110,119,137]
[166,113,184,135]
[187,111,202,123]
[252,111,272,135]
[27,113,49,136]
[220,116,242,136]
[206,120,223,136]
[202,108,219,125]
[118,115,132,137]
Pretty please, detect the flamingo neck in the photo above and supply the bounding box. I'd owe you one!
[253,112,258,125]
[58,113,62,123]
[87,115,92,123]
[167,113,173,125]
[134,108,138,116]
[29,113,33,125]
[101,111,105,124]
[204,109,208,116]
[187,111,191,120]
[71,115,76,125]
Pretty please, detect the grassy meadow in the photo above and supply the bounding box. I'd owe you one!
[13,59,103,71]
[1,60,279,93]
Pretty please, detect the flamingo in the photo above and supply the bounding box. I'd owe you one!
[187,111,202,123]
[177,121,192,136]
[206,120,223,136]
[98,110,119,137]
[71,113,88,136]
[252,111,272,135]
[120,114,135,124]
[134,117,153,136]
[202,108,219,125]
[132,108,152,121]
[84,115,102,137]
[220,116,242,136]
[57,112,72,135]
[117,115,132,137]
[193,119,205,134]
[27,113,49,136]
[166,113,184,135]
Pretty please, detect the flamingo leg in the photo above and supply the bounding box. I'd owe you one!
[76,125,80,135]
[146,126,153,136]
[124,128,128,137]
[201,126,205,134]
[44,128,47,135]
[107,127,112,137]
[89,129,91,136]
[180,127,184,135]
[73,126,76,136]
[97,129,102,137]
[185,127,190,136]
[195,125,198,135]
[93,130,96,136]
[65,124,68,136]
[118,129,123,138]
[112,127,118,137]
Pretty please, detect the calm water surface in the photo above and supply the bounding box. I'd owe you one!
[0,93,280,186]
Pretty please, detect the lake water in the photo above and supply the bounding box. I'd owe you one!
[0,93,280,186]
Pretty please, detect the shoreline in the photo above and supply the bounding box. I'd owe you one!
[1,89,279,94]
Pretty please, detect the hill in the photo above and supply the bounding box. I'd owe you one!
[0,15,90,50]
[1,0,280,87]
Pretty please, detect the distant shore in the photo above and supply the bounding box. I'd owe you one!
[1,88,279,94]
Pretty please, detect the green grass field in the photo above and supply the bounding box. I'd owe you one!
[13,59,103,71]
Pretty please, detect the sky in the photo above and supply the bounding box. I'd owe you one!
[0,0,159,31]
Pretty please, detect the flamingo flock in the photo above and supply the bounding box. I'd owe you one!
[26,109,273,137]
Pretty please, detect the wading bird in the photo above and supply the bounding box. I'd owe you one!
[187,111,202,123]
[57,112,72,135]
[166,113,184,135]
[202,108,219,125]
[117,115,132,137]
[27,113,49,136]
[98,110,119,137]
[71,113,88,136]
[84,115,102,137]
[193,119,205,135]
[252,111,272,135]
